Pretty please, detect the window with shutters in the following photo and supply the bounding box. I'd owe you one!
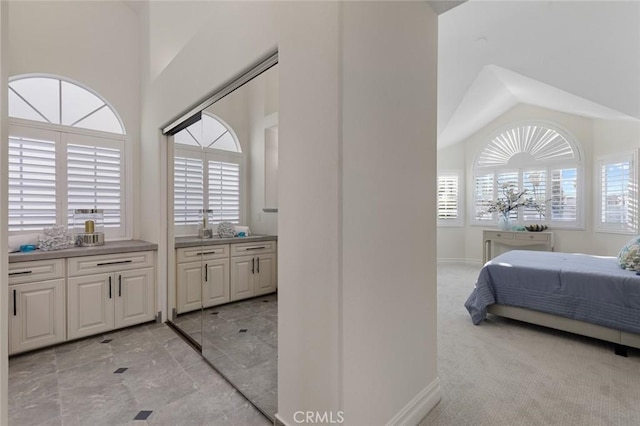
[437,172,463,226]
[173,114,243,235]
[596,152,638,234]
[7,75,127,238]
[472,122,583,228]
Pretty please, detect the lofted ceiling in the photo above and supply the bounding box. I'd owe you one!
[438,0,640,148]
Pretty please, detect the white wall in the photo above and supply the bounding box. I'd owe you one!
[8,0,141,238]
[438,103,640,262]
[139,1,439,423]
[1,2,8,424]
[341,3,440,423]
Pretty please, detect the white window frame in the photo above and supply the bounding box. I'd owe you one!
[437,171,463,227]
[8,118,129,239]
[595,150,639,234]
[173,145,245,237]
[471,121,584,229]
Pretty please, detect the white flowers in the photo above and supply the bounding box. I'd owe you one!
[484,183,546,216]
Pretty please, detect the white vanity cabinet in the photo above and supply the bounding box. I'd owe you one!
[175,245,230,314]
[67,251,156,339]
[8,259,66,355]
[230,241,277,301]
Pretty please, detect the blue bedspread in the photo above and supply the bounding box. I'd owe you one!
[465,250,640,334]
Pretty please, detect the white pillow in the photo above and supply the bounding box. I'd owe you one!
[617,236,640,271]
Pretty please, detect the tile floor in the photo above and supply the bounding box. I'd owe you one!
[8,322,273,426]
[172,294,278,418]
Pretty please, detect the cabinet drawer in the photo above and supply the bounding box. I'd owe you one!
[9,259,64,285]
[231,240,276,257]
[515,232,550,242]
[176,245,229,263]
[68,251,154,277]
[484,231,513,240]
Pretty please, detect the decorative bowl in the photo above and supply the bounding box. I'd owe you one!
[525,224,548,232]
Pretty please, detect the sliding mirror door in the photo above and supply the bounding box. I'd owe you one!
[165,53,279,421]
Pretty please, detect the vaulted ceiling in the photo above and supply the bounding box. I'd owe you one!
[438,0,640,148]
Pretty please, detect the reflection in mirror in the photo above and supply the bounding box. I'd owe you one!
[170,62,278,420]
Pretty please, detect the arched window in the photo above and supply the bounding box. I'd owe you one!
[173,113,242,233]
[8,75,127,238]
[473,122,582,227]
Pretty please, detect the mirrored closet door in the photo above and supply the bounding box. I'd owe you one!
[166,54,279,420]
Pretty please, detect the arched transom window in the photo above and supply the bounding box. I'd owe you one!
[9,76,124,134]
[7,75,127,238]
[473,123,582,227]
[173,113,242,233]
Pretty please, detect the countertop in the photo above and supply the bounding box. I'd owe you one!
[9,240,158,263]
[175,234,277,249]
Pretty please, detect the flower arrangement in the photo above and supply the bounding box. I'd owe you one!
[486,183,546,216]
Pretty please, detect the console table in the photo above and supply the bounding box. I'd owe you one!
[483,230,554,263]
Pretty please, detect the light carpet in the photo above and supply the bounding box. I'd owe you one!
[419,263,640,426]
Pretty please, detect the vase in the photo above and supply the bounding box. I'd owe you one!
[498,213,511,231]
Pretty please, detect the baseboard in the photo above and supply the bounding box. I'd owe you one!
[437,258,482,266]
[386,377,442,426]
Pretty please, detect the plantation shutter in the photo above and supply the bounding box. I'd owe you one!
[474,173,494,222]
[522,170,547,221]
[66,136,124,236]
[438,174,459,222]
[550,168,577,222]
[174,155,204,226]
[208,159,240,224]
[599,156,637,232]
[8,130,58,231]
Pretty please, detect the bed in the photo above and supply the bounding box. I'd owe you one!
[465,250,640,353]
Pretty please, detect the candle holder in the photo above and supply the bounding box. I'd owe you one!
[72,209,105,246]
[198,209,214,239]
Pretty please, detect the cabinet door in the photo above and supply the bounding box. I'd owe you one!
[9,279,66,355]
[68,273,114,339]
[176,261,203,314]
[115,268,155,328]
[203,259,230,308]
[254,253,277,296]
[230,255,254,301]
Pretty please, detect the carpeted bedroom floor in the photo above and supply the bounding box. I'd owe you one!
[420,262,640,426]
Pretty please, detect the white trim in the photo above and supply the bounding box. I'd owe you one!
[385,377,442,426]
[9,117,125,141]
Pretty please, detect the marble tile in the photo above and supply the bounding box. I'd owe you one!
[226,357,277,395]
[217,334,277,370]
[162,337,203,369]
[222,395,273,426]
[145,380,237,426]
[252,390,278,419]
[183,359,230,390]
[148,324,179,343]
[8,348,57,383]
[36,416,63,426]
[9,372,60,426]
[55,337,113,372]
[60,382,138,426]
[105,327,159,354]
[57,356,122,390]
[123,356,198,409]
